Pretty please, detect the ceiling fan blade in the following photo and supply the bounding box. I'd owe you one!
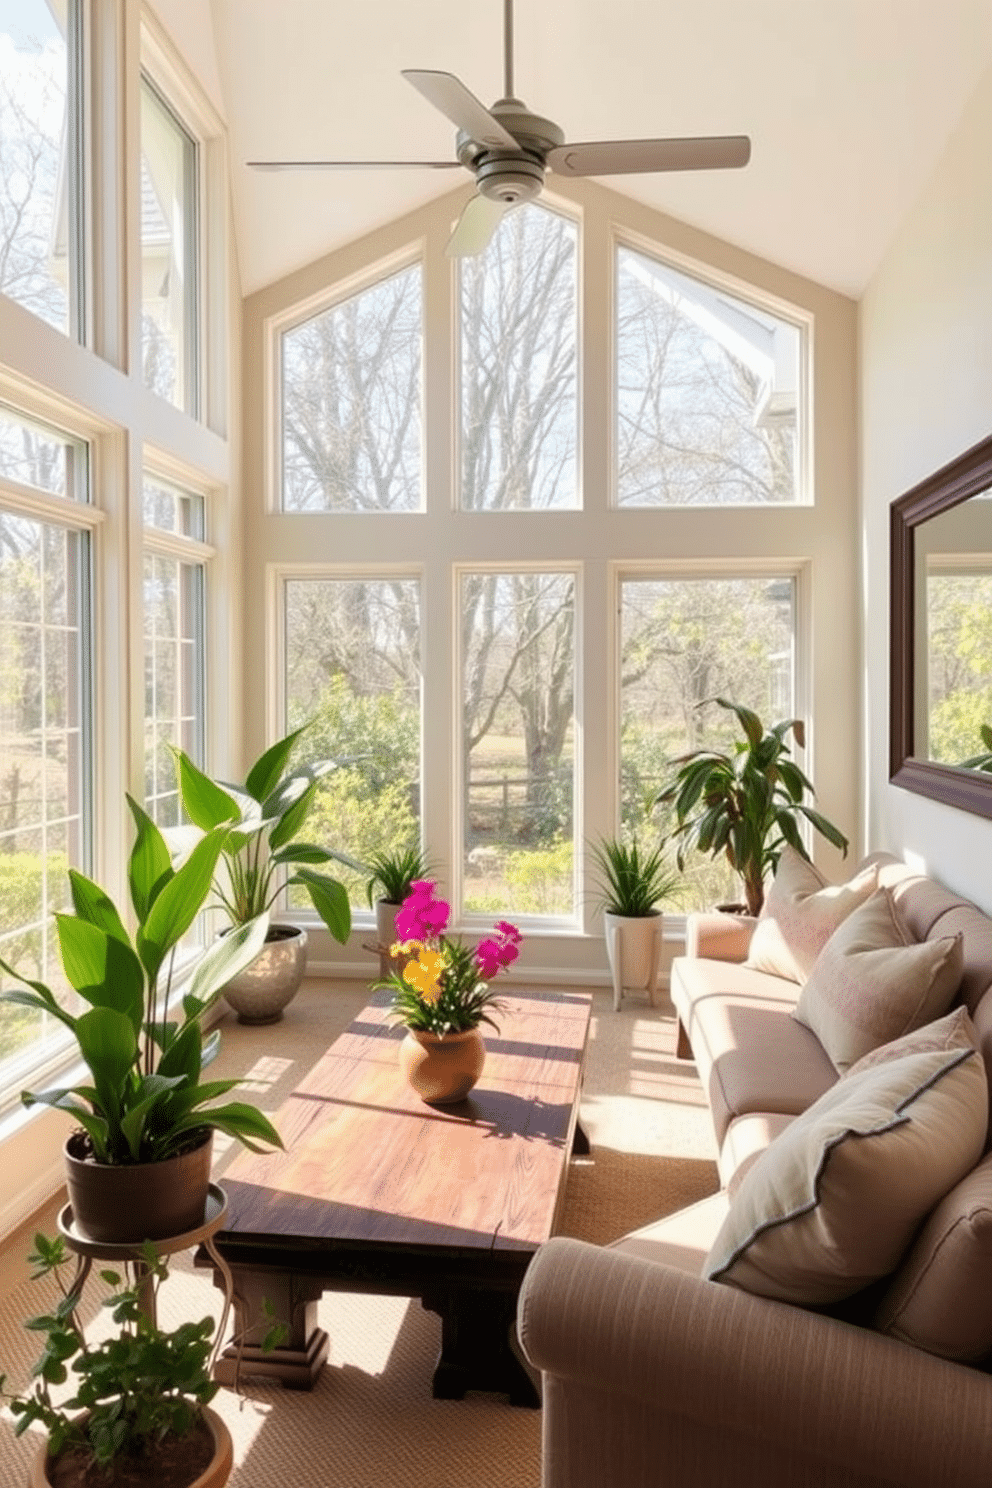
[403,69,518,151]
[547,136,752,177]
[445,193,512,258]
[247,159,463,171]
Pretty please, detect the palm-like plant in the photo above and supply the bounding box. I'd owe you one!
[589,837,681,918]
[961,723,992,773]
[653,698,849,917]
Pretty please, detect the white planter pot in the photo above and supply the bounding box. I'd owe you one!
[221,924,308,1024]
[603,911,663,1013]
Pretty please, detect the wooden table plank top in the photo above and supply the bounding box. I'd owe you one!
[220,987,592,1256]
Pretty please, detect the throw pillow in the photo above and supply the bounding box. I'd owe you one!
[793,888,964,1071]
[746,846,878,984]
[703,1010,986,1305]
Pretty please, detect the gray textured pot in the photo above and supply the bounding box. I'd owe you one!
[221,924,308,1024]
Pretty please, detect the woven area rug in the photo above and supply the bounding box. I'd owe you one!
[0,982,718,1488]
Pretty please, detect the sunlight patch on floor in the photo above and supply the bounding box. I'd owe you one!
[580,1092,716,1161]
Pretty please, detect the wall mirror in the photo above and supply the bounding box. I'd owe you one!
[890,432,992,820]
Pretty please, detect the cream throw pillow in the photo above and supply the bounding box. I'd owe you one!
[793,888,964,1072]
[746,846,878,985]
[703,1008,986,1305]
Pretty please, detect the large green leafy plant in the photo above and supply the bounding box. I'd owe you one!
[654,698,849,917]
[172,726,359,944]
[0,797,281,1164]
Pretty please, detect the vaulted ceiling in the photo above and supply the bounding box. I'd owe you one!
[151,0,992,298]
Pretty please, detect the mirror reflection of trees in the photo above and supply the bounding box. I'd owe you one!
[926,572,992,768]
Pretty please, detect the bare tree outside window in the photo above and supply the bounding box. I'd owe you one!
[621,576,796,908]
[0,0,74,334]
[284,577,422,904]
[461,570,575,916]
[617,246,801,506]
[281,265,422,512]
[460,203,577,511]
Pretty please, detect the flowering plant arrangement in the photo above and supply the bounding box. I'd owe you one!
[378,880,521,1036]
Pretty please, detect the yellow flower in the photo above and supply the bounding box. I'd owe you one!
[403,947,446,1004]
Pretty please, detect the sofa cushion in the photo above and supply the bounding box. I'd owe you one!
[671,955,838,1147]
[793,888,964,1071]
[719,1111,795,1194]
[611,1190,730,1276]
[745,846,879,985]
[703,1009,987,1305]
[874,1149,992,1362]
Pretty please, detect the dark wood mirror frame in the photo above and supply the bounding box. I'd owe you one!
[890,431,992,820]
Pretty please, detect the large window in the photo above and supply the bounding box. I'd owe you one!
[280,263,422,512]
[461,570,576,917]
[0,407,91,1095]
[283,575,422,903]
[460,204,577,511]
[142,476,206,826]
[620,574,797,908]
[0,0,83,337]
[141,77,198,412]
[616,244,804,506]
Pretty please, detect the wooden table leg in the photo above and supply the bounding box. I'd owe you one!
[209,1261,328,1390]
[423,1286,541,1408]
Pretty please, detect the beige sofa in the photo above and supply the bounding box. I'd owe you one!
[517,854,992,1487]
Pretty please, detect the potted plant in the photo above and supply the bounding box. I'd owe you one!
[375,879,521,1104]
[172,727,363,1024]
[961,723,992,773]
[653,697,849,917]
[0,798,282,1245]
[0,1232,269,1488]
[364,844,433,975]
[589,836,681,1011]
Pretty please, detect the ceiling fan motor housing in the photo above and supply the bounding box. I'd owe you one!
[457,97,564,203]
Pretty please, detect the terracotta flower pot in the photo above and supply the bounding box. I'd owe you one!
[399,1026,486,1104]
[64,1127,213,1244]
[221,924,308,1024]
[32,1405,233,1488]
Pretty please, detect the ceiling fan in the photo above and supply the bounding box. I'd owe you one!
[248,0,751,258]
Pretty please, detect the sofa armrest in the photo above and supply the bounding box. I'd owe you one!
[685,909,758,961]
[518,1237,992,1488]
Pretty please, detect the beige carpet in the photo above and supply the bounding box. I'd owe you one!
[0,979,718,1488]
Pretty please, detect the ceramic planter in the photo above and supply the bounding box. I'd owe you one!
[220,924,308,1024]
[399,1026,486,1103]
[64,1127,214,1244]
[603,910,663,1012]
[31,1405,233,1488]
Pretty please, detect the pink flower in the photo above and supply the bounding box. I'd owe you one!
[395,880,450,942]
[474,921,521,980]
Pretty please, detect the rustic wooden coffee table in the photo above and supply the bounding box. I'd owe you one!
[203,986,592,1406]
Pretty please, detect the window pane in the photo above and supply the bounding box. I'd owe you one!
[143,475,204,538]
[926,571,992,767]
[460,205,578,511]
[616,246,802,506]
[461,571,575,916]
[620,576,795,908]
[0,0,79,335]
[0,403,87,498]
[141,79,197,412]
[284,578,422,903]
[281,265,422,512]
[143,548,204,826]
[0,505,89,1086]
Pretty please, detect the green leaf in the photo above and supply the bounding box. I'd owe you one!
[67,872,130,945]
[245,728,306,803]
[168,1101,283,1152]
[291,870,351,942]
[137,826,229,983]
[184,915,270,1010]
[271,843,335,866]
[125,795,174,921]
[266,778,318,851]
[798,807,850,853]
[54,919,145,1031]
[171,747,240,830]
[74,1006,139,1093]
[155,1020,201,1084]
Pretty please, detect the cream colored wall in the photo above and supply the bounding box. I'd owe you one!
[860,62,992,914]
[241,176,860,979]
